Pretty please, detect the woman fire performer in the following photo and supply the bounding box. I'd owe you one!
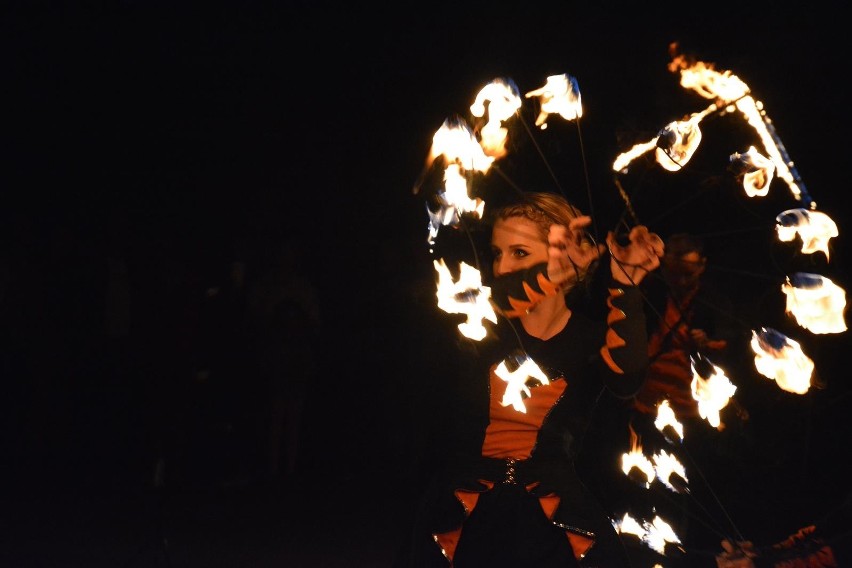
[396,191,664,567]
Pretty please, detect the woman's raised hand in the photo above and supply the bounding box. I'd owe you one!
[606,225,664,286]
[547,216,605,290]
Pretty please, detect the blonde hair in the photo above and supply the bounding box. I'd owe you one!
[492,192,584,240]
[491,191,596,287]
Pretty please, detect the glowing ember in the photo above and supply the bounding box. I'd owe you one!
[751,327,814,394]
[470,78,522,159]
[654,400,684,443]
[776,208,838,260]
[494,353,550,413]
[691,356,736,429]
[433,259,497,341]
[524,73,583,128]
[729,145,775,197]
[782,273,847,334]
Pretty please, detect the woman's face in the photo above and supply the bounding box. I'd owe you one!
[491,216,549,277]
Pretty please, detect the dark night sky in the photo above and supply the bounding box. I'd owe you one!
[8,3,849,267]
[3,0,851,550]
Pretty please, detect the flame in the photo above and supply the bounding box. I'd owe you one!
[612,48,817,205]
[782,273,847,334]
[494,354,550,413]
[670,56,749,100]
[653,449,688,493]
[729,145,775,197]
[621,446,655,488]
[645,516,682,554]
[669,52,811,206]
[690,357,736,429]
[655,116,703,171]
[654,400,684,443]
[620,425,655,487]
[426,201,457,246]
[615,512,646,539]
[470,78,522,159]
[613,138,658,173]
[614,513,681,555]
[613,104,715,173]
[424,118,488,244]
[433,259,498,340]
[776,208,838,260]
[751,328,814,394]
[524,73,583,128]
[428,116,494,173]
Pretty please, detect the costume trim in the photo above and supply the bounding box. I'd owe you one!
[492,264,560,318]
[432,481,596,563]
[600,287,628,374]
[565,532,595,560]
[432,530,461,564]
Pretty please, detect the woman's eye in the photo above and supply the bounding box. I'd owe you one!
[512,249,528,258]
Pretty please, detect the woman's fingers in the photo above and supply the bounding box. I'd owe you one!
[606,226,664,285]
[607,227,664,261]
[567,215,593,232]
[630,226,664,256]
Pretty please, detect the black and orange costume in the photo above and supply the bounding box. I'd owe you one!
[396,278,649,568]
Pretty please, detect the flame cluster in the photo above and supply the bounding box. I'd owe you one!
[421,52,848,407]
[611,49,847,396]
[416,46,849,564]
[616,405,689,555]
